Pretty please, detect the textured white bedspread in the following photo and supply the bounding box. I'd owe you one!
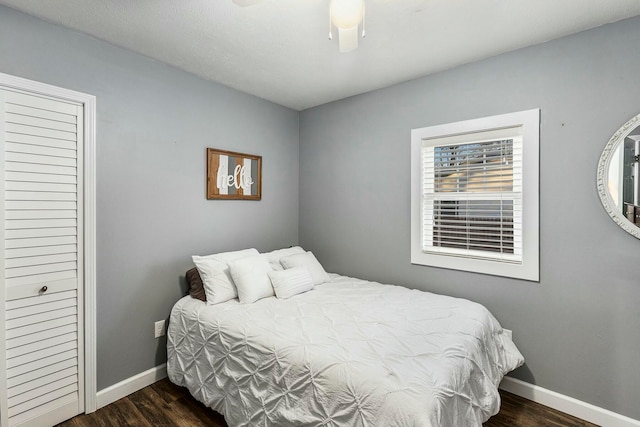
[167,274,523,427]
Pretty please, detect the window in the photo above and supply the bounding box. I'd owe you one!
[411,110,539,281]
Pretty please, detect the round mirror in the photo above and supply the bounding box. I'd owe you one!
[597,113,640,239]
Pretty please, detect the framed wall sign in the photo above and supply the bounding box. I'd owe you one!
[206,148,262,200]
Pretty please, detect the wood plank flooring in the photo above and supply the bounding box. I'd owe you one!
[57,378,598,427]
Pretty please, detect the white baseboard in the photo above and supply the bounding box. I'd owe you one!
[500,376,640,427]
[95,363,167,410]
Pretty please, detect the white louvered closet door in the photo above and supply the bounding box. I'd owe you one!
[1,89,84,427]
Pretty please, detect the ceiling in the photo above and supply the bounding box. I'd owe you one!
[2,0,640,111]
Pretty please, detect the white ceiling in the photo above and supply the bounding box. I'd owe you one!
[3,0,640,110]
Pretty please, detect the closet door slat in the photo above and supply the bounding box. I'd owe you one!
[6,244,78,259]
[5,171,77,183]
[5,210,77,220]
[6,323,77,350]
[6,332,78,360]
[5,113,77,133]
[6,191,77,201]
[6,344,77,373]
[6,305,77,330]
[5,123,76,142]
[6,103,76,124]
[5,252,77,269]
[7,382,78,418]
[7,367,77,399]
[5,218,77,230]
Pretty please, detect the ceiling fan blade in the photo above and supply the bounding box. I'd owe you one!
[232,0,263,6]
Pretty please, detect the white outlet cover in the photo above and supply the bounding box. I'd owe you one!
[154,320,166,338]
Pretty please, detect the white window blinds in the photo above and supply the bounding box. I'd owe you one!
[422,128,523,263]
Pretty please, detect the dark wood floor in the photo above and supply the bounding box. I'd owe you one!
[57,378,598,427]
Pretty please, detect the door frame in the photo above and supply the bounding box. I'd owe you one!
[0,71,97,423]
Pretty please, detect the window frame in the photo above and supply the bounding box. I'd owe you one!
[410,109,540,281]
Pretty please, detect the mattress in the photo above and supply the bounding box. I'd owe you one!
[167,274,524,427]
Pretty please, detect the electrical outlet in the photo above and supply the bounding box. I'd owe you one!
[503,328,513,340]
[154,320,166,338]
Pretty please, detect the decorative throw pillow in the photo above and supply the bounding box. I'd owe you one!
[263,246,305,271]
[192,248,259,305]
[280,251,330,286]
[185,267,206,302]
[268,267,314,299]
[229,255,274,304]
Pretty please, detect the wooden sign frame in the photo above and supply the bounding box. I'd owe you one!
[206,148,262,200]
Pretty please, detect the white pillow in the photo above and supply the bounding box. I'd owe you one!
[229,255,274,304]
[268,267,314,299]
[206,248,259,262]
[280,251,330,286]
[263,246,305,271]
[192,248,258,304]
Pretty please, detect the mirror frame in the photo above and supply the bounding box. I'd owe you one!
[597,112,640,239]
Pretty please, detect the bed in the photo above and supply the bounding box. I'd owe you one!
[167,273,523,427]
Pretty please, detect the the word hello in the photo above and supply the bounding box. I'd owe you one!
[217,163,254,191]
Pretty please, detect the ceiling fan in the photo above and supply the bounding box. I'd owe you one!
[231,0,376,53]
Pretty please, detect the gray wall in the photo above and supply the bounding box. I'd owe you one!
[0,6,299,390]
[300,16,640,420]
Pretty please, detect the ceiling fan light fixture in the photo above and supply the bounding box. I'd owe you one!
[329,0,365,53]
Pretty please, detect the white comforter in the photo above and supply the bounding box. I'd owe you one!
[167,274,523,427]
